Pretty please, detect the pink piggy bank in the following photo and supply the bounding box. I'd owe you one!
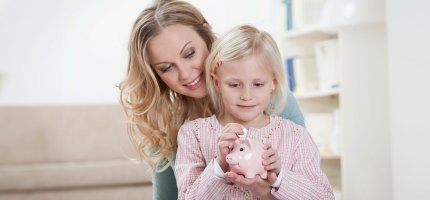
[225,138,267,179]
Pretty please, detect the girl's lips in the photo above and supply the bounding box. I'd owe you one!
[238,105,256,109]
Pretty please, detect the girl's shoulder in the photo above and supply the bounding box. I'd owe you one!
[182,115,217,127]
[272,115,308,138]
[180,115,218,133]
[273,115,305,128]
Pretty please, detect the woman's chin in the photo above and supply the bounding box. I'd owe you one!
[188,88,208,99]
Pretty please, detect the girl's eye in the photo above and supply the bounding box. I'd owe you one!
[240,148,244,151]
[228,83,240,88]
[254,83,265,87]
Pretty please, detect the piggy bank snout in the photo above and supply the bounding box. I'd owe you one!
[226,154,234,163]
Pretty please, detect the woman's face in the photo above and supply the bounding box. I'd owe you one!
[147,24,209,98]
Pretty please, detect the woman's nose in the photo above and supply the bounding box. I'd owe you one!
[177,64,192,81]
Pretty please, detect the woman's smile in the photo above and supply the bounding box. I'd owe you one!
[184,73,204,90]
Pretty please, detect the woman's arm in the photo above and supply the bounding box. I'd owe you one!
[152,166,178,200]
[280,90,306,127]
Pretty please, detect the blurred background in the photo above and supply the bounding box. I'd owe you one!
[0,0,429,199]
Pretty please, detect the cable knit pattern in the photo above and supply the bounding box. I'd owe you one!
[175,115,334,200]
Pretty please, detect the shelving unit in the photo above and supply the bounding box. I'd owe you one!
[279,22,343,198]
[278,0,390,199]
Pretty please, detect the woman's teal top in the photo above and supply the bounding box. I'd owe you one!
[152,90,305,200]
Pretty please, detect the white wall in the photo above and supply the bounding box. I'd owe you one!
[387,0,430,199]
[0,0,281,106]
[0,0,146,105]
[340,24,392,200]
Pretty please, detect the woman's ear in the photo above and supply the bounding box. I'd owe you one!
[203,22,212,30]
[210,72,220,91]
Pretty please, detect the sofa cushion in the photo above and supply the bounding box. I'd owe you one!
[0,105,153,193]
[0,105,137,164]
[0,159,151,191]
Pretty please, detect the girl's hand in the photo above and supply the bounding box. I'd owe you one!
[224,172,276,200]
[262,143,281,184]
[216,123,244,172]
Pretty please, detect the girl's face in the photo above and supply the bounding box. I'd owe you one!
[147,24,209,98]
[212,54,276,128]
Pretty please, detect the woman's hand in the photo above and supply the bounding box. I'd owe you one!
[224,172,277,199]
[216,123,245,172]
[262,143,281,184]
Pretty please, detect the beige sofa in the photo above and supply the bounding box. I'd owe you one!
[0,105,153,200]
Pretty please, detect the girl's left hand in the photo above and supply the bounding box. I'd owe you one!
[224,172,276,199]
[262,143,281,177]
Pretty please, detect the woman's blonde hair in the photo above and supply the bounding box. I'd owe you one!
[205,25,287,117]
[118,0,215,171]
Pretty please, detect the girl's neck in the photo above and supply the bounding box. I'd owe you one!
[217,114,270,128]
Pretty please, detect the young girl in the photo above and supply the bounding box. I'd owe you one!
[175,25,334,199]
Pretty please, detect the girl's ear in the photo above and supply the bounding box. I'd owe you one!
[210,72,220,91]
[272,79,278,91]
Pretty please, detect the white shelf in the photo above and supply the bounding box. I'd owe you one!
[282,26,336,40]
[321,154,341,160]
[294,88,340,100]
[333,188,342,200]
[320,147,342,160]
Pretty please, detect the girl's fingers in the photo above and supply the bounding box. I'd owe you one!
[263,143,272,150]
[222,123,246,137]
[266,172,278,185]
[224,172,241,183]
[263,153,277,165]
[225,172,255,185]
[218,132,240,142]
[262,149,275,159]
[218,141,233,152]
[262,150,281,172]
[265,159,281,174]
[262,147,277,161]
[264,162,280,171]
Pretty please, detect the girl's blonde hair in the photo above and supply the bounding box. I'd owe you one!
[118,0,215,171]
[205,25,287,117]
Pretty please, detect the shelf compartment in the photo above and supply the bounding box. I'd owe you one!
[282,26,336,40]
[294,88,340,99]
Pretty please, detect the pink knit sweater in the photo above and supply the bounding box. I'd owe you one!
[175,115,334,199]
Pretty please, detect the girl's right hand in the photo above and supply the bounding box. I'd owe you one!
[216,123,245,172]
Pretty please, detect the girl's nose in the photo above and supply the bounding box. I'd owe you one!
[240,87,252,101]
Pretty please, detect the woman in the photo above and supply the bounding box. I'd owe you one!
[118,1,305,199]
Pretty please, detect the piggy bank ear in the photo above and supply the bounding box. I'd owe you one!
[243,138,254,149]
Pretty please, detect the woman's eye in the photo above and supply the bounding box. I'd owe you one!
[184,49,195,59]
[240,147,244,151]
[160,64,173,73]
